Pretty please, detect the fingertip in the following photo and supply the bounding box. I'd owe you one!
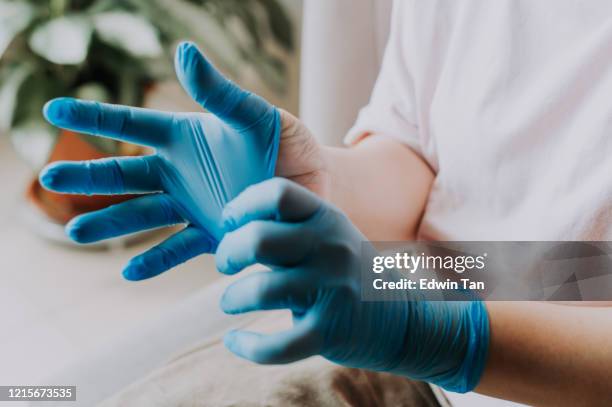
[122,267,141,282]
[38,163,60,190]
[219,287,240,314]
[123,245,175,281]
[215,255,237,276]
[175,40,199,73]
[215,257,226,275]
[174,41,215,109]
[223,331,270,364]
[122,257,155,281]
[121,266,139,281]
[223,330,241,354]
[219,291,231,314]
[177,40,197,54]
[65,218,90,244]
[42,100,54,122]
[43,97,75,126]
[220,206,237,232]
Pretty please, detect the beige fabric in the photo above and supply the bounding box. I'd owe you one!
[99,313,441,407]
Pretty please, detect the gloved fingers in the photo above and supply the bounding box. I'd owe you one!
[223,317,320,364]
[39,155,163,195]
[174,41,275,131]
[222,178,321,231]
[123,226,216,281]
[65,194,184,244]
[43,98,174,147]
[215,220,313,275]
[220,270,312,314]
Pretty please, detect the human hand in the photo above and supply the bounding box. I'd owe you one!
[38,41,324,280]
[216,178,490,393]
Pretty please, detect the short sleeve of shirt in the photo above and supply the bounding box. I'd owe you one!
[344,0,421,155]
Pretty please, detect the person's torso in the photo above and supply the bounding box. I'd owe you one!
[403,0,612,241]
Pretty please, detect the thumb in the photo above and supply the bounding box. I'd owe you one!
[174,41,274,130]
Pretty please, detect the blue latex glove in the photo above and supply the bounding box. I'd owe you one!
[39,42,280,280]
[216,178,490,393]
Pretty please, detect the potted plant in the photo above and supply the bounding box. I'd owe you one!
[0,0,293,236]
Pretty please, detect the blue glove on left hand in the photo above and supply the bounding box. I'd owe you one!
[39,42,280,280]
[216,178,490,393]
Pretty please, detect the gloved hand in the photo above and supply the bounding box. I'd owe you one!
[39,41,325,281]
[216,178,490,393]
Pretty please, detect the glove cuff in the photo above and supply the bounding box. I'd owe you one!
[440,300,491,393]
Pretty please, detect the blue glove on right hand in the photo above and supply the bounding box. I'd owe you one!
[216,178,490,393]
[38,42,280,280]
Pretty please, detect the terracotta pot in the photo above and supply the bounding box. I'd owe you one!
[26,130,139,224]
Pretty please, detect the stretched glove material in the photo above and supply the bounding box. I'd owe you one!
[39,42,280,280]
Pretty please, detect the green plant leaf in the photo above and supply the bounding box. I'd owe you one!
[195,11,245,75]
[93,11,163,58]
[232,6,262,48]
[256,0,294,52]
[10,120,57,168]
[75,82,112,102]
[12,69,62,127]
[147,0,242,76]
[29,15,93,65]
[244,49,286,94]
[0,0,35,59]
[0,63,32,131]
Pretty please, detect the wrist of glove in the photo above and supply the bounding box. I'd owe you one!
[216,177,490,393]
[391,299,490,392]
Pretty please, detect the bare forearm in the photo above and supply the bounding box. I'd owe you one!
[316,133,612,405]
[321,136,433,240]
[476,302,612,406]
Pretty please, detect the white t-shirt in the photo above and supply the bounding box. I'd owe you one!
[347,0,612,242]
[346,0,612,405]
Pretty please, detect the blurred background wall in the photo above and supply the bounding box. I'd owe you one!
[300,0,391,146]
